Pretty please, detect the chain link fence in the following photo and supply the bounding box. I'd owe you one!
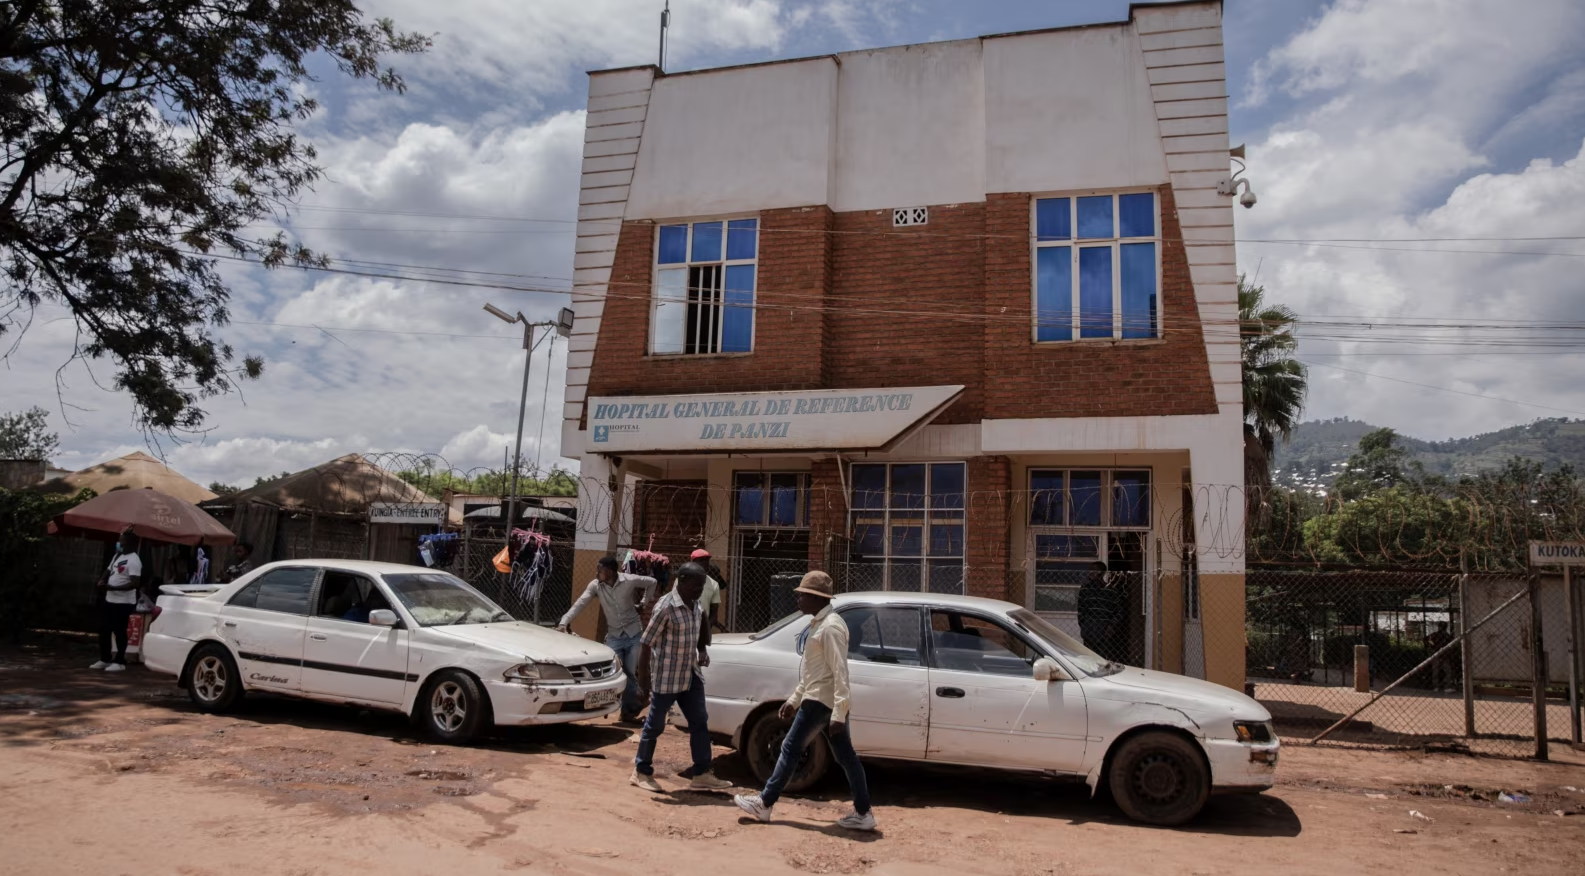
[1240,568,1575,757]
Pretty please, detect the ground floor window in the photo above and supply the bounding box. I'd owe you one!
[848,462,965,593]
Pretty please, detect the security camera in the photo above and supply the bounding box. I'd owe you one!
[1240,189,1257,209]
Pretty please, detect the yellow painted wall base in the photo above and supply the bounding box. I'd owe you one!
[568,550,603,640]
[1199,572,1246,690]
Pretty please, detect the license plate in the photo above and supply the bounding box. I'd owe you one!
[583,689,618,710]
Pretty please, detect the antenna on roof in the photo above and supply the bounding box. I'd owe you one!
[658,0,670,73]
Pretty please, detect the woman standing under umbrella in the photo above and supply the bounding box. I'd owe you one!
[91,528,142,672]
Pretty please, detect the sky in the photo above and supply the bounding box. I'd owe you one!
[2,0,1584,487]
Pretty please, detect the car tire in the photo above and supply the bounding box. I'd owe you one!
[744,707,831,793]
[1107,731,1211,826]
[419,670,489,744]
[185,643,243,713]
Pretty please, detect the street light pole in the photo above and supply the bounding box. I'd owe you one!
[484,304,577,556]
[504,320,534,553]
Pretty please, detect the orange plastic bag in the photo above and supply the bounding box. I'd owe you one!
[492,546,512,573]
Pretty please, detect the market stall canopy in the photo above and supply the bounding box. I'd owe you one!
[49,488,236,546]
[201,453,432,515]
[35,451,216,504]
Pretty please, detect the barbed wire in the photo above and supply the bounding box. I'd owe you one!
[257,453,1585,572]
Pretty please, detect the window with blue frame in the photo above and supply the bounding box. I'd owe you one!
[734,472,810,528]
[1027,469,1152,615]
[1033,192,1159,342]
[653,218,758,355]
[848,462,966,594]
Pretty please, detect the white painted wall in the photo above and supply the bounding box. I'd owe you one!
[831,40,986,212]
[625,59,838,220]
[982,25,1167,195]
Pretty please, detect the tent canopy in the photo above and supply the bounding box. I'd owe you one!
[35,451,215,504]
[201,453,432,516]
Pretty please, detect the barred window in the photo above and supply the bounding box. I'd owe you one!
[652,218,758,355]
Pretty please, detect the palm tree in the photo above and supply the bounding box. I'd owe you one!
[1240,275,1308,521]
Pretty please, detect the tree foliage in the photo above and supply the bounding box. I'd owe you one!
[0,2,427,433]
[395,458,579,500]
[0,404,58,459]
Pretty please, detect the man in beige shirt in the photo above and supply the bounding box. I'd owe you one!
[734,571,874,831]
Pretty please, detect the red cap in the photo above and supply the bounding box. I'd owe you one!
[690,548,711,560]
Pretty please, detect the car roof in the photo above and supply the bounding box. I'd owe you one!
[832,590,1020,614]
[253,559,435,577]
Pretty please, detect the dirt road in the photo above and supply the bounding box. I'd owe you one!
[3,633,1584,876]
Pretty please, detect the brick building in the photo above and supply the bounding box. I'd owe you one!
[561,1,1247,688]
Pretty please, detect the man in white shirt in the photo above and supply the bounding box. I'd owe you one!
[557,555,655,723]
[734,571,875,831]
[690,548,726,632]
[91,528,143,672]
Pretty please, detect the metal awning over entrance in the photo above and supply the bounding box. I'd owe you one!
[583,385,964,455]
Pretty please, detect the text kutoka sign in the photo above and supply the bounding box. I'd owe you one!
[1528,541,1585,566]
[584,385,964,454]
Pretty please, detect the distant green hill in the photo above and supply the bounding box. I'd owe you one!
[1271,417,1585,489]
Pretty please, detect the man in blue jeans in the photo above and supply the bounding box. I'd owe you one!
[631,562,731,792]
[735,571,875,831]
[558,555,655,723]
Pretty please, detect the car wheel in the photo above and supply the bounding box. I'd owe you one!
[744,708,831,793]
[420,670,488,744]
[186,644,243,713]
[1107,731,1211,826]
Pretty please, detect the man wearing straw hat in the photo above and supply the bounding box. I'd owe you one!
[733,571,875,831]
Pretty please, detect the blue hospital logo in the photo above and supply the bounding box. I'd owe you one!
[593,425,609,443]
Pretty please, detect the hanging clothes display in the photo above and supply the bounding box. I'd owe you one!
[189,547,210,584]
[418,532,460,568]
[510,527,554,607]
[623,548,671,591]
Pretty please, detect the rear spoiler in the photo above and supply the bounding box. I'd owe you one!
[159,583,223,597]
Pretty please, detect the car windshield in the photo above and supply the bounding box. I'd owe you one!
[749,611,805,641]
[1007,608,1121,677]
[383,572,514,627]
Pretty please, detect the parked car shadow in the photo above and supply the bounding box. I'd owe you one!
[698,755,1302,837]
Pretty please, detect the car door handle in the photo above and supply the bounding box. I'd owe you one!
[309,634,327,641]
[935,686,966,698]
[223,621,237,628]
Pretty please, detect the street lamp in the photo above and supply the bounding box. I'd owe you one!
[484,304,574,555]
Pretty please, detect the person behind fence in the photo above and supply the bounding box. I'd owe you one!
[557,555,656,724]
[734,571,876,832]
[630,562,732,793]
[1425,621,1456,692]
[220,542,254,583]
[1078,561,1124,662]
[90,528,142,672]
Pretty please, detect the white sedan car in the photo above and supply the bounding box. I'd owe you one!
[685,592,1277,825]
[145,560,626,742]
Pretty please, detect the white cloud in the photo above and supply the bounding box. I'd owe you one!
[439,424,516,471]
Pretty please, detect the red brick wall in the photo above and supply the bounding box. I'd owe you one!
[807,458,848,571]
[966,456,1012,601]
[631,480,709,560]
[981,186,1218,418]
[825,204,986,424]
[584,206,833,405]
[584,187,1215,422]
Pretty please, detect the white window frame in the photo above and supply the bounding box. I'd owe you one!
[1030,190,1163,343]
[650,216,758,356]
[847,461,967,595]
[1026,468,1153,616]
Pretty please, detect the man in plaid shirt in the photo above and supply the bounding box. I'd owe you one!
[631,562,732,792]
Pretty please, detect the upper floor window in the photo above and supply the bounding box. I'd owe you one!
[1033,192,1159,342]
[652,218,758,355]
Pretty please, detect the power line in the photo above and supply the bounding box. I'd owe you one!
[1301,359,1585,417]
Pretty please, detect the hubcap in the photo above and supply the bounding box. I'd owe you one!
[193,655,227,703]
[430,681,467,732]
[1132,752,1186,803]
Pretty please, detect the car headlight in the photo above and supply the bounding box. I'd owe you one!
[503,662,575,684]
[1233,720,1275,744]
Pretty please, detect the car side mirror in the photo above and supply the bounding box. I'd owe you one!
[368,609,399,627]
[1033,657,1070,682]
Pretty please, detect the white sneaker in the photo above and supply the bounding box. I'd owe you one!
[104,663,126,673]
[837,810,876,831]
[89,661,109,670]
[733,793,771,823]
[630,770,663,793]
